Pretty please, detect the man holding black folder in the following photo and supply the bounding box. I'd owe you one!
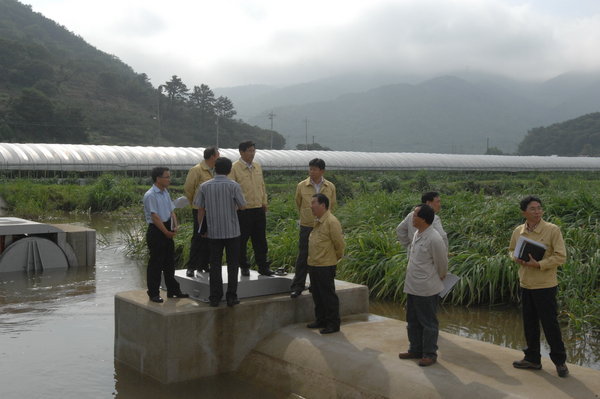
[508,196,568,377]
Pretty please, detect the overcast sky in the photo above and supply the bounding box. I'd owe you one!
[24,0,600,88]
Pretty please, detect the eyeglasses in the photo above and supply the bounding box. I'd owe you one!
[526,206,543,212]
[159,175,171,179]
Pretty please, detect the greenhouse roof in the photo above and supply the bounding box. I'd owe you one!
[1,143,599,172]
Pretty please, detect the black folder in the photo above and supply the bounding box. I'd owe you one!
[518,241,546,262]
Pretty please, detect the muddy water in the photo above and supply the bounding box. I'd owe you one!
[370,300,600,370]
[0,214,598,398]
[0,215,284,399]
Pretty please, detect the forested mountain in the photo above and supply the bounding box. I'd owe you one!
[518,112,600,156]
[224,72,600,153]
[0,0,283,149]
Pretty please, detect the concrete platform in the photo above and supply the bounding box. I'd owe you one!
[167,268,293,302]
[114,278,369,383]
[239,314,600,399]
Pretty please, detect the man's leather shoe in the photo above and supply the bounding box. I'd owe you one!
[306,321,325,329]
[290,291,302,298]
[227,297,240,307]
[241,268,250,276]
[556,364,569,377]
[513,359,542,370]
[149,296,164,303]
[200,267,210,273]
[209,300,219,307]
[398,352,422,359]
[418,357,437,367]
[186,268,195,277]
[167,292,189,298]
[259,269,274,276]
[319,326,340,334]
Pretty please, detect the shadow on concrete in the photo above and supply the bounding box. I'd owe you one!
[420,362,510,399]
[438,335,521,386]
[536,368,599,399]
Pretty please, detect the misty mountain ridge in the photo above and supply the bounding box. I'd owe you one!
[216,71,600,153]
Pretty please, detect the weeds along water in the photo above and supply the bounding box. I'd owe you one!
[2,170,599,333]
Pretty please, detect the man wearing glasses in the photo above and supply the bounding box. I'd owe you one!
[143,167,188,303]
[509,196,569,377]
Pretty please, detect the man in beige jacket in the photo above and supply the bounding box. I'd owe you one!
[183,146,219,277]
[228,141,274,276]
[291,158,336,298]
[306,193,345,335]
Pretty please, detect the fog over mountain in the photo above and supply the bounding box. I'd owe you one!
[215,71,600,153]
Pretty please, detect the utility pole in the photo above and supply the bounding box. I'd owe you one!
[304,118,309,150]
[268,111,275,149]
[156,85,164,145]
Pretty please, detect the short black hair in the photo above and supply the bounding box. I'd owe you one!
[151,167,169,182]
[421,191,439,203]
[309,158,326,170]
[214,157,232,175]
[204,146,218,160]
[520,196,542,211]
[239,141,255,152]
[416,204,435,225]
[312,193,330,209]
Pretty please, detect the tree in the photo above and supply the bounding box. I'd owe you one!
[163,75,189,103]
[189,84,216,128]
[296,142,332,151]
[8,88,55,141]
[214,96,236,120]
[484,146,505,155]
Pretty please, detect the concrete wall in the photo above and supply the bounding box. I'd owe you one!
[114,280,369,383]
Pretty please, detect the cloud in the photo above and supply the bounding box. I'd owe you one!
[25,0,600,87]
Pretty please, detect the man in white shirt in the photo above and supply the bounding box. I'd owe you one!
[397,191,448,252]
[398,204,448,367]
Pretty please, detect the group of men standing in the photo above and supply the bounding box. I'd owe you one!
[395,192,569,377]
[143,145,570,375]
[144,141,344,333]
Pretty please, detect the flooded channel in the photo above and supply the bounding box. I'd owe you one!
[0,214,598,398]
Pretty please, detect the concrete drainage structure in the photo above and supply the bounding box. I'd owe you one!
[115,276,600,398]
[0,217,95,273]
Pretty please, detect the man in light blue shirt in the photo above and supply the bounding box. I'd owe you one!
[195,157,246,307]
[143,167,188,303]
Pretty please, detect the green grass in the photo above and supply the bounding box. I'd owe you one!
[3,170,599,332]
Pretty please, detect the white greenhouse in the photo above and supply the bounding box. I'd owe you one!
[1,142,600,172]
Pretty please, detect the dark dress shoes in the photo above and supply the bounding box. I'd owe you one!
[319,326,340,334]
[259,268,274,276]
[186,268,195,277]
[418,357,437,367]
[149,296,164,303]
[167,292,189,298]
[513,359,542,370]
[241,268,250,276]
[556,364,569,377]
[306,321,325,329]
[290,290,302,298]
[398,352,422,359]
[209,300,219,307]
[226,297,240,307]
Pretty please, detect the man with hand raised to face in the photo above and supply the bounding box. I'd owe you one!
[398,204,447,367]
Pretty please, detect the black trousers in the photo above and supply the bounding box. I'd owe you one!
[291,225,312,291]
[146,221,181,297]
[308,265,340,329]
[209,236,240,303]
[521,286,567,365]
[187,208,210,270]
[237,207,269,270]
[406,294,439,359]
